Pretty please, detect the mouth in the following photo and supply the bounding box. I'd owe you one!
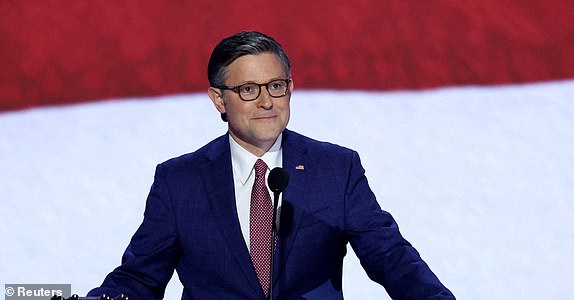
[252,115,277,121]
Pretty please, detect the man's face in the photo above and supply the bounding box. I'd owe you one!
[209,53,293,155]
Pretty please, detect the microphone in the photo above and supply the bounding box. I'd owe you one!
[268,167,289,232]
[268,167,289,194]
[267,167,289,299]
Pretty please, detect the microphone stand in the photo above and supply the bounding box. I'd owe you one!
[267,167,288,300]
[269,190,280,300]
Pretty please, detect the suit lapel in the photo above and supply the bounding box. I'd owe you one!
[198,131,313,294]
[198,134,263,296]
[273,130,310,286]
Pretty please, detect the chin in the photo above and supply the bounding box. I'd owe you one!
[257,129,283,142]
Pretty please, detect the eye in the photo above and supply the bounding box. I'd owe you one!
[269,80,287,91]
[239,83,258,94]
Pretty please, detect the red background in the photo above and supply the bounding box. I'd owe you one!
[1,0,573,111]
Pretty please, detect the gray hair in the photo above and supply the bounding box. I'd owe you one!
[207,31,291,88]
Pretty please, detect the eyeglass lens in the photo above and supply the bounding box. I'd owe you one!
[239,80,288,101]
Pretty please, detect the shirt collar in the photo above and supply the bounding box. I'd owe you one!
[230,133,283,186]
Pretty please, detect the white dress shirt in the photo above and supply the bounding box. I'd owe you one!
[229,134,283,250]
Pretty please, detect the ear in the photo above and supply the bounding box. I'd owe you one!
[208,87,226,114]
[288,78,294,94]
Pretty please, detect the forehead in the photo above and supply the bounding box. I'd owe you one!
[225,53,287,84]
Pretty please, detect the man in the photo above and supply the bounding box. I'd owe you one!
[88,31,455,299]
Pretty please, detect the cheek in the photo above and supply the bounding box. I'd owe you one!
[279,102,291,118]
[225,99,251,115]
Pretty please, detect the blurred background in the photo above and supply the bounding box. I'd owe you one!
[1,1,573,299]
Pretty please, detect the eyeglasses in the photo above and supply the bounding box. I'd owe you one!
[215,78,291,101]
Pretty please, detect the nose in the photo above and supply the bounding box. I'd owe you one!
[257,86,273,109]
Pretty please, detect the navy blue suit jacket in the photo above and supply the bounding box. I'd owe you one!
[89,129,454,299]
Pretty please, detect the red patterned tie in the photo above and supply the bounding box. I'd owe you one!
[250,159,273,296]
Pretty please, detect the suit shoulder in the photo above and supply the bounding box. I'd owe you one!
[158,134,228,171]
[286,130,356,156]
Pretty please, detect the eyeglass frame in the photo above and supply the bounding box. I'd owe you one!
[214,78,292,101]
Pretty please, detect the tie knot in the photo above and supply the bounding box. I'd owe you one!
[254,159,268,178]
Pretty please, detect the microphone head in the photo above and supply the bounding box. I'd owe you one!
[268,167,289,193]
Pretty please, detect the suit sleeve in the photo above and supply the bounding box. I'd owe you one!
[343,151,455,299]
[88,164,180,300]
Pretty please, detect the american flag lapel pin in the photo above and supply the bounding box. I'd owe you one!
[295,165,305,170]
